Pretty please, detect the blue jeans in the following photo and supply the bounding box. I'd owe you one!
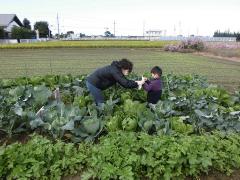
[86,81,104,105]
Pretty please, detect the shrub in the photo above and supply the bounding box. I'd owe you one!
[11,26,35,39]
[165,38,205,52]
[164,44,180,52]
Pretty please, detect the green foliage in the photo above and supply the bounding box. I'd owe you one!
[22,18,31,30]
[106,115,121,132]
[122,117,138,131]
[1,73,240,140]
[0,135,88,179]
[11,26,35,39]
[104,30,114,37]
[34,21,49,38]
[0,27,5,39]
[1,132,240,179]
[213,30,240,39]
[89,131,240,179]
[169,116,194,134]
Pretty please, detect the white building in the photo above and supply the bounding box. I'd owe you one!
[0,14,23,38]
[146,30,163,37]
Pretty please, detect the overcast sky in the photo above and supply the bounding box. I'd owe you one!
[1,0,239,36]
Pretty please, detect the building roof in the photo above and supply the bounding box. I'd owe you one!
[0,14,23,27]
[146,30,162,33]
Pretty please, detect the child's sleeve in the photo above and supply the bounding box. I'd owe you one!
[143,81,153,91]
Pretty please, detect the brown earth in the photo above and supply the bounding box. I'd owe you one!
[194,52,240,63]
[62,170,240,180]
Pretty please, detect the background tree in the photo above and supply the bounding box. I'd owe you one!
[34,21,49,38]
[11,26,35,40]
[213,30,239,38]
[236,33,240,42]
[214,30,240,41]
[66,31,74,38]
[59,33,67,38]
[67,31,74,35]
[0,27,5,39]
[80,33,86,38]
[104,31,114,37]
[23,18,31,30]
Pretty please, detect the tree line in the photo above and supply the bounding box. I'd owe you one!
[214,30,240,41]
[0,18,51,39]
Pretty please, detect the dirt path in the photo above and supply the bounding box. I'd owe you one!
[194,52,240,63]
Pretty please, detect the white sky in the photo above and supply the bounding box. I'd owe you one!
[0,0,239,36]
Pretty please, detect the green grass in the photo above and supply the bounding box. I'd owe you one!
[0,48,239,91]
[0,40,176,49]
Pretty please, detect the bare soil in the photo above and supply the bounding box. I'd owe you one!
[195,52,240,63]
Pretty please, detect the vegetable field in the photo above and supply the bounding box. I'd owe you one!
[0,43,240,179]
[0,73,240,179]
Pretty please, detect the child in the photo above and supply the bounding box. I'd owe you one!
[142,66,162,105]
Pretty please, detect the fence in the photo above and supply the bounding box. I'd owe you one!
[0,38,49,44]
[0,39,18,44]
[20,38,49,43]
[0,36,236,44]
[62,36,237,42]
[158,36,236,42]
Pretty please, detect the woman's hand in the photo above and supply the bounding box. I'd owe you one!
[135,80,145,90]
[142,76,148,81]
[135,80,143,85]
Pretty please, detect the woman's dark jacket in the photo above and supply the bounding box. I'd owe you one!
[87,61,138,90]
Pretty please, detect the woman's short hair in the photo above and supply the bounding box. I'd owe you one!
[118,58,133,72]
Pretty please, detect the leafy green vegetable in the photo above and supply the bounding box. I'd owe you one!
[122,117,138,131]
[0,73,240,141]
[106,116,121,132]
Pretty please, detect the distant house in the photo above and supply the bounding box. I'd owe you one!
[0,14,23,38]
[146,30,163,37]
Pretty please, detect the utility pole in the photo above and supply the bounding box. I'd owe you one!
[143,20,145,37]
[57,13,60,38]
[174,24,176,36]
[113,20,116,36]
[179,21,182,35]
[164,29,167,36]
